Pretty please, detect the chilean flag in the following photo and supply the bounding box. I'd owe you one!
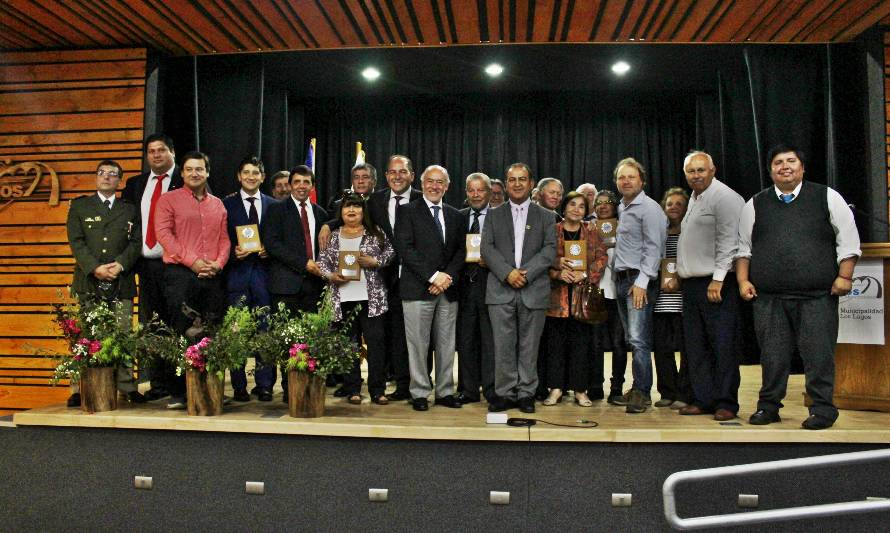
[305,137,317,203]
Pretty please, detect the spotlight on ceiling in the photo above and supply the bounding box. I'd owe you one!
[485,63,504,77]
[362,67,381,81]
[611,61,631,76]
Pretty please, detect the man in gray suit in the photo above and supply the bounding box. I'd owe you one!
[481,163,557,413]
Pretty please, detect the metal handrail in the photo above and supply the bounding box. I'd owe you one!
[663,448,890,530]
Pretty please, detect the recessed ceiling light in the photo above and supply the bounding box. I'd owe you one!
[362,67,381,81]
[611,61,631,76]
[485,63,504,77]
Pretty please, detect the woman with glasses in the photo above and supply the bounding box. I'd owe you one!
[590,190,631,403]
[543,191,608,406]
[317,191,395,405]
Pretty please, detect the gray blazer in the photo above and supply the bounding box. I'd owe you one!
[481,201,556,309]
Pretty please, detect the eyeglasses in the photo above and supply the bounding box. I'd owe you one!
[594,199,614,206]
[385,169,411,176]
[97,170,120,178]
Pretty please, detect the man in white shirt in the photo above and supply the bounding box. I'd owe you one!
[736,144,861,430]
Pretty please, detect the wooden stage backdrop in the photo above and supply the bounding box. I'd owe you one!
[0,48,146,415]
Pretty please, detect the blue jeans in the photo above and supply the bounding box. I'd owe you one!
[615,277,657,395]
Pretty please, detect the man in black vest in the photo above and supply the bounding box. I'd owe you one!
[736,144,860,430]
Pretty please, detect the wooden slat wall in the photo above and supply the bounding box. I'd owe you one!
[886,31,890,233]
[0,48,146,414]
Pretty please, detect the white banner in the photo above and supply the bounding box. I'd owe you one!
[837,257,884,345]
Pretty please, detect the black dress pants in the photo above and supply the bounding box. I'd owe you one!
[547,317,593,392]
[456,269,495,401]
[340,301,387,397]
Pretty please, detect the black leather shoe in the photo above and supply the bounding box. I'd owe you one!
[534,390,548,401]
[801,414,834,430]
[748,409,781,425]
[386,389,410,401]
[588,389,605,401]
[126,391,147,404]
[333,387,350,397]
[488,397,511,412]
[518,396,536,414]
[412,398,429,411]
[66,393,81,407]
[257,388,273,402]
[144,388,169,401]
[456,393,480,404]
[233,389,250,402]
[435,395,463,408]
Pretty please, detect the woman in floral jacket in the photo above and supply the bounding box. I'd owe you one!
[318,192,394,405]
[543,191,608,407]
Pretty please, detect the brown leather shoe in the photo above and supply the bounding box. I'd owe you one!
[714,408,736,421]
[679,405,708,415]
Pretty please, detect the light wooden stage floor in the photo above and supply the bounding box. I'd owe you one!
[13,363,890,444]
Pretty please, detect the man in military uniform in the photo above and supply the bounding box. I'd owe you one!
[65,159,143,406]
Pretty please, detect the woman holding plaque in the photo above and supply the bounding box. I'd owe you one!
[543,192,608,406]
[318,191,395,405]
[591,190,631,404]
[652,188,694,409]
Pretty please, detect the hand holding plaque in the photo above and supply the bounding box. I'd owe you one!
[595,218,617,246]
[564,240,587,271]
[235,224,261,252]
[338,251,361,281]
[660,258,680,292]
[465,233,482,263]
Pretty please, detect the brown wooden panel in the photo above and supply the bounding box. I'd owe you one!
[0,61,146,84]
[0,377,55,385]
[0,142,142,155]
[275,0,341,47]
[0,256,76,265]
[749,0,810,41]
[0,266,71,276]
[0,48,146,65]
[0,357,60,370]
[0,87,144,116]
[202,0,263,52]
[769,0,833,41]
[806,1,888,41]
[514,0,530,42]
[613,0,649,40]
[530,0,556,42]
[0,5,67,49]
[0,201,70,224]
[0,130,145,148]
[483,0,502,42]
[670,0,717,41]
[0,311,62,336]
[0,78,146,92]
[376,0,409,44]
[642,0,678,40]
[247,0,300,49]
[0,338,68,355]
[0,244,74,258]
[0,225,66,244]
[0,111,144,134]
[705,2,762,42]
[833,3,890,42]
[102,0,197,55]
[342,0,382,45]
[411,0,442,44]
[5,0,97,46]
[0,272,71,285]
[566,0,600,41]
[0,385,69,409]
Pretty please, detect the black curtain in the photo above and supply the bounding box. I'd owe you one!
[156,42,882,240]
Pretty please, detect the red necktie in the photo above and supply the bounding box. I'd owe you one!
[144,173,167,249]
[300,201,313,260]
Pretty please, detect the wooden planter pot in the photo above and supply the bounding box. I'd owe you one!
[288,370,326,418]
[80,366,117,413]
[186,369,224,416]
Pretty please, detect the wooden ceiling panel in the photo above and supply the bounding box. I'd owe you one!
[1,0,887,56]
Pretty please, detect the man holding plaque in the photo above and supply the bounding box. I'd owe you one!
[222,156,276,402]
[394,165,465,411]
[154,151,230,409]
[482,163,557,414]
[66,159,144,407]
[611,157,667,414]
[456,172,495,404]
[676,150,745,421]
[737,145,860,430]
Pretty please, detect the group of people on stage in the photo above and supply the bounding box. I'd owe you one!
[65,132,860,430]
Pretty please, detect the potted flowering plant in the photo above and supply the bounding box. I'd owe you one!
[174,304,259,416]
[50,297,132,413]
[278,288,361,418]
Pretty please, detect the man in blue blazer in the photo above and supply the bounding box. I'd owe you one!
[223,156,277,402]
[481,163,556,414]
[394,165,466,411]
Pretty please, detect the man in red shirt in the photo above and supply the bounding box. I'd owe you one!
[154,151,230,408]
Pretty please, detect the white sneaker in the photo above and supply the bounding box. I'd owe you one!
[166,398,186,410]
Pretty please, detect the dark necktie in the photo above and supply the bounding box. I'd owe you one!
[431,205,445,243]
[781,193,795,203]
[103,199,111,211]
[393,194,404,226]
[300,201,313,260]
[144,173,167,249]
[470,209,481,234]
[246,197,259,225]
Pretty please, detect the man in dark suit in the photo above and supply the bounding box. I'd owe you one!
[394,165,465,411]
[261,165,328,400]
[481,163,557,414]
[326,162,377,215]
[456,172,496,404]
[319,155,423,401]
[65,159,143,406]
[121,133,183,402]
[222,156,277,402]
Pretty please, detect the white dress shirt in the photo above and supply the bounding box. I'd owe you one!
[737,182,861,263]
[240,189,263,222]
[510,198,531,269]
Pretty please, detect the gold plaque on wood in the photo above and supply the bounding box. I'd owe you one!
[235,224,261,252]
[338,251,361,280]
[465,233,482,263]
[564,240,587,271]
